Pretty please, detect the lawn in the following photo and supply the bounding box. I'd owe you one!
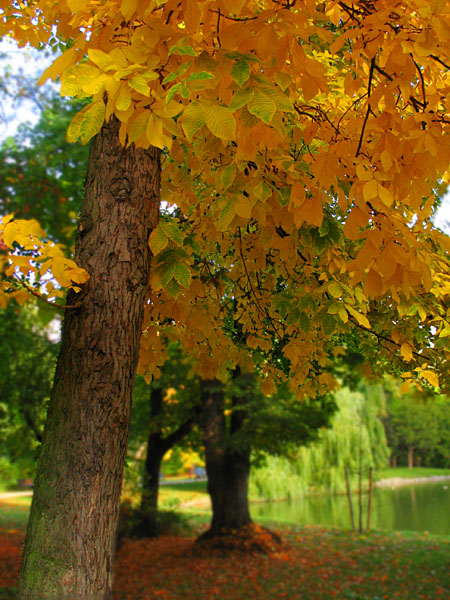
[0,497,448,600]
[377,467,450,480]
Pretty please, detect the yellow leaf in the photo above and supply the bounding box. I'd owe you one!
[363,179,378,202]
[302,195,323,228]
[129,76,150,97]
[121,0,138,21]
[328,281,342,298]
[400,342,413,362]
[3,219,46,249]
[79,101,105,144]
[38,47,77,85]
[400,380,411,394]
[128,111,148,144]
[420,370,439,387]
[338,306,348,323]
[204,104,236,140]
[69,267,90,284]
[356,164,372,181]
[347,305,371,329]
[181,102,205,142]
[88,48,114,71]
[380,150,393,171]
[235,195,252,219]
[116,84,132,112]
[378,184,393,207]
[146,114,169,149]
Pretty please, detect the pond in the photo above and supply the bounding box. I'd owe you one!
[250,480,450,535]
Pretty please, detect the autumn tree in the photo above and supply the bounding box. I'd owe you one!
[1,1,450,598]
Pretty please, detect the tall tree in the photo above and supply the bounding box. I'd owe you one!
[1,1,450,598]
[18,117,161,598]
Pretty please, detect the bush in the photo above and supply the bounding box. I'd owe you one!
[116,500,193,546]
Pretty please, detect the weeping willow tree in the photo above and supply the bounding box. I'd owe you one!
[249,384,389,500]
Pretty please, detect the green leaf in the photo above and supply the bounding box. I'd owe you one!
[259,85,294,112]
[231,58,251,87]
[173,263,191,288]
[247,90,277,124]
[322,314,336,336]
[328,281,342,299]
[160,221,183,245]
[169,44,197,57]
[299,311,310,333]
[221,163,236,189]
[165,278,181,297]
[181,102,205,142]
[228,87,254,112]
[166,82,181,104]
[180,82,190,98]
[253,181,272,202]
[218,200,236,230]
[148,226,169,255]
[274,71,293,91]
[188,71,214,81]
[204,104,236,140]
[79,101,105,144]
[162,72,179,85]
[160,262,176,287]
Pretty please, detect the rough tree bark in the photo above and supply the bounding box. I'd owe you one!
[18,116,160,599]
[138,386,197,537]
[201,379,252,537]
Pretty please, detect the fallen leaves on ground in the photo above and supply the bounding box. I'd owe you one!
[0,530,23,589]
[0,525,448,599]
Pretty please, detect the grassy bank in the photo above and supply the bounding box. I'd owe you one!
[377,467,450,480]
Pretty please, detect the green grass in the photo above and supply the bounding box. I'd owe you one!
[161,480,208,493]
[377,466,450,480]
[0,499,31,530]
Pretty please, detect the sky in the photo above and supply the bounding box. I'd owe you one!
[0,38,450,234]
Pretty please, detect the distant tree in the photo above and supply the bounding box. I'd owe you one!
[0,303,57,479]
[0,92,88,247]
[383,381,450,468]
[126,343,202,537]
[201,371,336,537]
[250,383,390,498]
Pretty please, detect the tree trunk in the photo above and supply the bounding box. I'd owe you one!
[140,388,166,521]
[18,116,160,599]
[137,386,197,537]
[201,380,252,536]
[408,446,415,469]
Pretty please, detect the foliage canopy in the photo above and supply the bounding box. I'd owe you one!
[1,0,450,395]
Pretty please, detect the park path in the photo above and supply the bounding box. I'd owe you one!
[0,490,33,499]
[0,478,207,500]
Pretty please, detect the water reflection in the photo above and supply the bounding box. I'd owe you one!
[250,481,450,535]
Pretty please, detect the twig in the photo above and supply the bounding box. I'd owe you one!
[10,275,83,310]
